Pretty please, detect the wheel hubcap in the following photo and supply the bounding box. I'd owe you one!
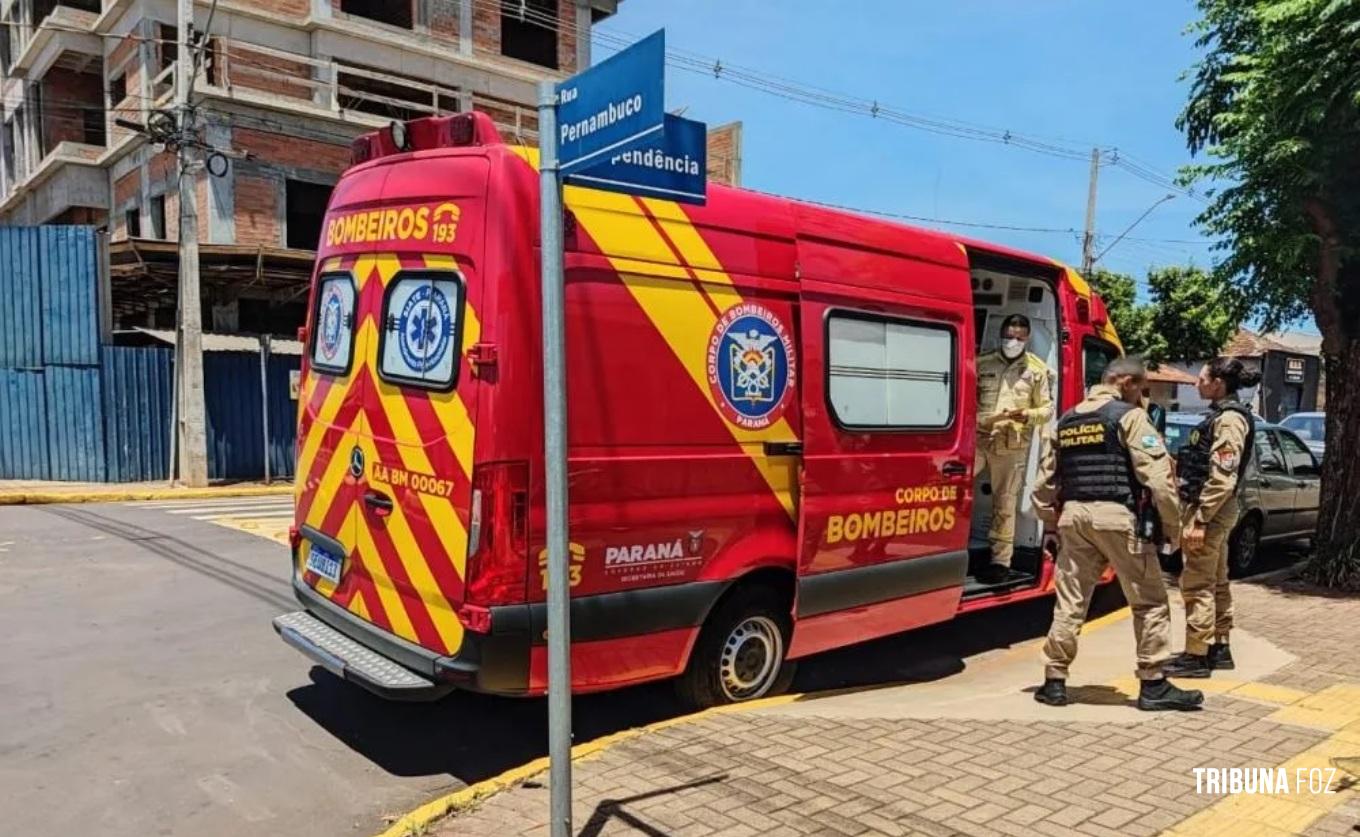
[719,616,783,701]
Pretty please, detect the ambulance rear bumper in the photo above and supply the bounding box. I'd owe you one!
[284,577,532,698]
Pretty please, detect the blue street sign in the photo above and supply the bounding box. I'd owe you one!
[556,29,665,174]
[565,114,708,205]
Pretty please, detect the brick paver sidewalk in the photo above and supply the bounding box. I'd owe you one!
[438,572,1360,836]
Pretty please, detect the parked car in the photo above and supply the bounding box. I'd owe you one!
[1278,411,1326,459]
[1163,413,1321,576]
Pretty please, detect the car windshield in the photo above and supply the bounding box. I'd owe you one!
[1164,421,1194,455]
[1281,414,1325,441]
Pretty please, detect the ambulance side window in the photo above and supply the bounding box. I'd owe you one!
[378,270,464,390]
[826,312,955,429]
[310,272,357,375]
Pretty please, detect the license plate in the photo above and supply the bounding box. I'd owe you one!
[305,543,343,584]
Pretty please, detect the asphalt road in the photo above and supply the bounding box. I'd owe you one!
[0,499,1306,837]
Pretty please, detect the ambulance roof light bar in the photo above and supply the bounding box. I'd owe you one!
[349,112,504,166]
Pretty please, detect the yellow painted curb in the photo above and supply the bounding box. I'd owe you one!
[373,691,804,837]
[0,484,293,506]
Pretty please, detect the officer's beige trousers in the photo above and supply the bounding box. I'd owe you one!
[1042,502,1173,681]
[976,446,1027,567]
[1179,498,1237,655]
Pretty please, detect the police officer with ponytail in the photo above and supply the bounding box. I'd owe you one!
[1030,357,1203,711]
[1166,358,1260,678]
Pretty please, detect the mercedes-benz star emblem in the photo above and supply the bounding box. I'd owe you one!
[348,446,365,479]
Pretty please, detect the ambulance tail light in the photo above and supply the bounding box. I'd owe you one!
[1075,297,1092,324]
[464,461,530,610]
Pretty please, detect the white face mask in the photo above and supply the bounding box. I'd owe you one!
[1001,338,1027,359]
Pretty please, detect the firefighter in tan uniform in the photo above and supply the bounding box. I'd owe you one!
[975,314,1053,584]
[1030,357,1203,711]
[1165,359,1259,678]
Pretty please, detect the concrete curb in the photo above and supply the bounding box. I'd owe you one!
[376,608,1137,837]
[0,484,294,506]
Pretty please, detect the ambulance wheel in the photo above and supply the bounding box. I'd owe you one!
[677,589,795,709]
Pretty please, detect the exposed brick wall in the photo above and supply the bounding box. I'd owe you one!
[234,0,310,18]
[235,174,280,247]
[556,0,577,74]
[706,122,742,186]
[114,171,140,206]
[39,68,104,153]
[148,150,177,193]
[232,127,351,173]
[473,0,500,54]
[428,0,459,38]
[226,45,316,101]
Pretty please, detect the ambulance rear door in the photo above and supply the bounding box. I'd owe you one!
[789,236,976,656]
[347,154,489,660]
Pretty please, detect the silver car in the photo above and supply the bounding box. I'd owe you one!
[1164,413,1320,576]
[1278,411,1326,459]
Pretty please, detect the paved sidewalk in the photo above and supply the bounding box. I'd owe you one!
[438,572,1360,836]
[0,479,292,505]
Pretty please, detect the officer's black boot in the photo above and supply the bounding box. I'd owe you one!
[1137,678,1204,711]
[1164,652,1213,678]
[1209,644,1235,671]
[1033,678,1068,706]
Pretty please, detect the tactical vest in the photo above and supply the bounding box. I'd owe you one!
[1177,399,1256,504]
[1056,400,1139,506]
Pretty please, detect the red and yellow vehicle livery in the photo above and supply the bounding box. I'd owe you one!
[273,112,1122,706]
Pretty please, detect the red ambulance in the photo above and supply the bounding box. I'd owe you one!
[274,112,1123,707]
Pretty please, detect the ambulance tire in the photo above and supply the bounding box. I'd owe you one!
[676,588,796,709]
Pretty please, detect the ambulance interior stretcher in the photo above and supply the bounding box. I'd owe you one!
[966,261,1060,596]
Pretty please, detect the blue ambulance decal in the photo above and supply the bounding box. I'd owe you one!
[706,302,796,430]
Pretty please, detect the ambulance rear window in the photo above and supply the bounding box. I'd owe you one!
[378,270,464,390]
[826,312,955,429]
[310,272,357,375]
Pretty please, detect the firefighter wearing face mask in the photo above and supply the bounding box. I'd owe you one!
[975,314,1053,584]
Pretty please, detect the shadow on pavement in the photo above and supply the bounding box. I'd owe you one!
[286,583,1130,787]
[577,775,728,837]
[286,668,687,783]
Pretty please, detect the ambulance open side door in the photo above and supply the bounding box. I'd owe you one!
[787,249,976,659]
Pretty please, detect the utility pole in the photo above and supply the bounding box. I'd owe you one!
[175,0,208,486]
[1080,146,1100,277]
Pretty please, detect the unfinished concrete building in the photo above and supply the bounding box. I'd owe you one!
[0,0,619,333]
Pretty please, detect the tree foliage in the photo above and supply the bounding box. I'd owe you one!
[1180,0,1360,589]
[1088,266,1238,365]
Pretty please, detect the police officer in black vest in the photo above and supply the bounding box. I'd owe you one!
[1166,358,1260,678]
[1031,357,1203,710]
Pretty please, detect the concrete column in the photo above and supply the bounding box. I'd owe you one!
[204,119,234,243]
[575,0,591,70]
[459,0,472,56]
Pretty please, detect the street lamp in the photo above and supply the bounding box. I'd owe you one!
[1092,193,1177,266]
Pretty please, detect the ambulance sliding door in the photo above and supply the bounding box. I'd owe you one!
[788,247,975,659]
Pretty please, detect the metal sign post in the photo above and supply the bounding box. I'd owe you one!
[536,80,574,837]
[536,30,703,837]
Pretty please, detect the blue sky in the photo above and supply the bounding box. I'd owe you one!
[596,1,1218,284]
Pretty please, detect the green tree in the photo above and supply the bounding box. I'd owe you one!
[1179,0,1360,588]
[1088,266,1237,365]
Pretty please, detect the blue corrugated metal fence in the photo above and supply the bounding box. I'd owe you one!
[1,225,301,483]
[204,351,301,480]
[0,226,106,481]
[102,346,173,482]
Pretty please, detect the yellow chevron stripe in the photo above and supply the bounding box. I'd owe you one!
[362,458,463,653]
[352,491,418,644]
[349,586,370,622]
[295,380,350,489]
[304,426,357,531]
[564,188,798,519]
